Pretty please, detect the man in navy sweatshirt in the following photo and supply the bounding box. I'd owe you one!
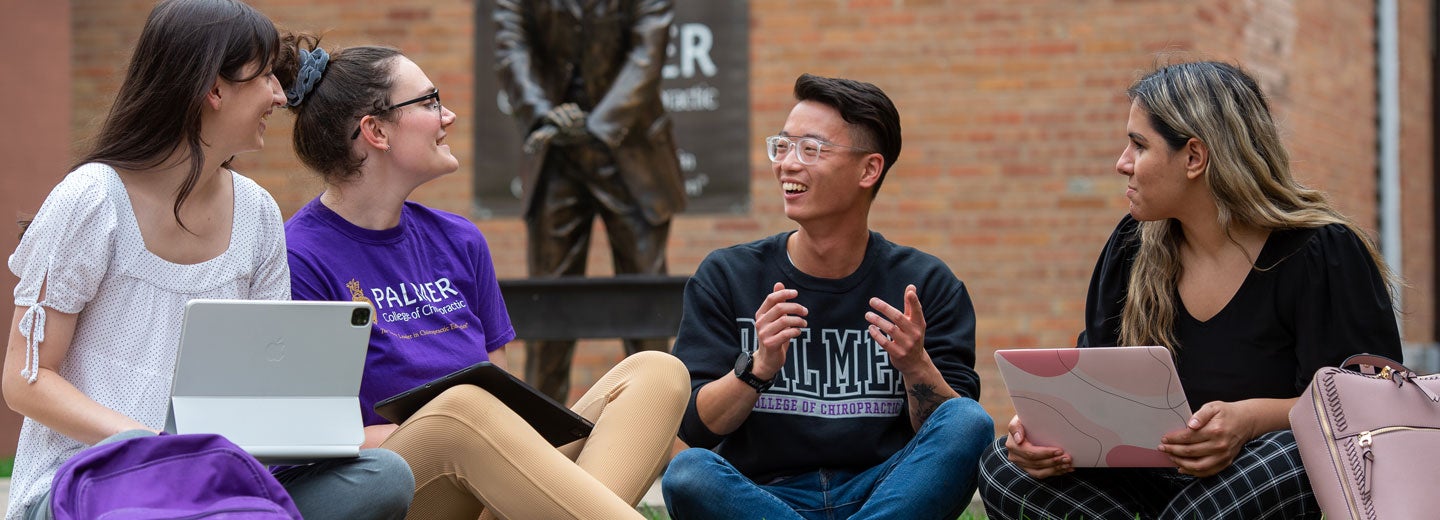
[662,73,994,520]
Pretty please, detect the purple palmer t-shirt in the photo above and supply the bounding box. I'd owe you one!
[285,198,515,425]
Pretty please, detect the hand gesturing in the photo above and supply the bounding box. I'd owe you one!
[865,284,928,372]
[751,282,807,379]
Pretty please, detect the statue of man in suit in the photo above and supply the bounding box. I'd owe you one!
[495,0,687,402]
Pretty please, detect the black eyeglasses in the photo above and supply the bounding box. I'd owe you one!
[351,90,442,140]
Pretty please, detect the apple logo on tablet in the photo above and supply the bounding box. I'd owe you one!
[266,338,286,362]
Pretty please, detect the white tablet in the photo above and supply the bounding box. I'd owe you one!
[168,299,371,464]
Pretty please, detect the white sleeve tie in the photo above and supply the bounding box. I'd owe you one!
[18,303,46,384]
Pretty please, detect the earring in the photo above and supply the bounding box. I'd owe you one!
[384,146,391,153]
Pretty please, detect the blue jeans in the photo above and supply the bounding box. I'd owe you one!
[663,397,993,520]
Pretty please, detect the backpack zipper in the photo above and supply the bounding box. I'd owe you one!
[1355,426,1439,498]
[170,506,288,519]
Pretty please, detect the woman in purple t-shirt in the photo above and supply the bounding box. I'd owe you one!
[274,33,689,520]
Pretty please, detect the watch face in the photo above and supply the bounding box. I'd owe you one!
[735,351,752,375]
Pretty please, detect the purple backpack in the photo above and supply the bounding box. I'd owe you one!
[50,433,302,519]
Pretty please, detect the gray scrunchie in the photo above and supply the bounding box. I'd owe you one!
[285,47,330,107]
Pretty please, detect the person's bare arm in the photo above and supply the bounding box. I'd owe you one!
[866,285,959,431]
[490,345,511,372]
[694,282,805,435]
[3,307,152,445]
[693,375,766,436]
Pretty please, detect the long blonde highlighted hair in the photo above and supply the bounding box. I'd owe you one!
[1119,61,1396,351]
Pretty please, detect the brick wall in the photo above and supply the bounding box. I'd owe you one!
[56,0,1436,437]
[0,1,72,457]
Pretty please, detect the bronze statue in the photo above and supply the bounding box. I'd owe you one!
[495,0,687,402]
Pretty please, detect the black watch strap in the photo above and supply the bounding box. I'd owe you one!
[734,352,775,392]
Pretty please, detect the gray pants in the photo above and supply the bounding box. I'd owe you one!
[28,430,414,520]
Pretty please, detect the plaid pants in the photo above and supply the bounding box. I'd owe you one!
[977,430,1321,520]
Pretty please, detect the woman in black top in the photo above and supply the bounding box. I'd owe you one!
[977,61,1401,520]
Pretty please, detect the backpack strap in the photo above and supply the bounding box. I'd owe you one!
[1340,353,1410,375]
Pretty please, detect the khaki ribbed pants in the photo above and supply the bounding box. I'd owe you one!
[381,351,690,520]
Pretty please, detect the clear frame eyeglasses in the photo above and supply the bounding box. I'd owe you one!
[765,135,874,165]
[351,90,443,140]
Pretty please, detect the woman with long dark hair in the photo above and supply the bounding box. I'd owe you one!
[3,2,412,518]
[977,61,1402,519]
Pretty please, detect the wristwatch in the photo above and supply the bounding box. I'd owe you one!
[734,351,775,392]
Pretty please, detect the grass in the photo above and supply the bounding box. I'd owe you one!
[637,505,667,520]
[0,456,11,479]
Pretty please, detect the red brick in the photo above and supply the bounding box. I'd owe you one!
[58,0,1436,443]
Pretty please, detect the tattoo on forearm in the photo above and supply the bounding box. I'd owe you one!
[908,383,953,424]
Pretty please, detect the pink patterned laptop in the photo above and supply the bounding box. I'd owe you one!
[994,346,1191,467]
